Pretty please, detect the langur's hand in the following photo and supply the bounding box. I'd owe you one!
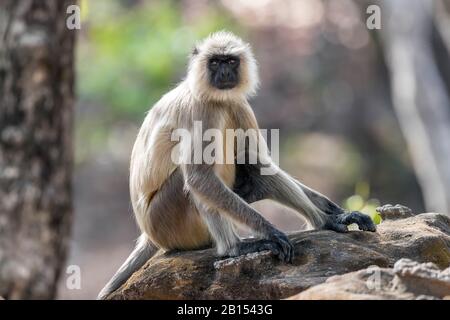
[266,228,294,263]
[325,211,376,233]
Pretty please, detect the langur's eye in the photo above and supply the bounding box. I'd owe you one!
[210,60,218,67]
[228,59,236,65]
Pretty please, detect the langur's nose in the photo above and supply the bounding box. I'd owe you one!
[218,69,225,79]
[222,68,232,81]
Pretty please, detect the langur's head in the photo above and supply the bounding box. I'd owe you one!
[187,31,259,102]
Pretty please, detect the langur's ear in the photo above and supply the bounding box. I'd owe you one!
[191,46,199,56]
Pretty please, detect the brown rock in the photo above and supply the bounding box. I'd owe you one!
[376,204,414,220]
[290,259,450,300]
[106,213,450,300]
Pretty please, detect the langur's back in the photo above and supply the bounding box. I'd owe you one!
[129,82,193,218]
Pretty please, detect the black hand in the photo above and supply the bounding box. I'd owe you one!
[267,229,294,263]
[325,211,376,233]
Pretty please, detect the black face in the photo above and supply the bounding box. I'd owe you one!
[208,55,240,90]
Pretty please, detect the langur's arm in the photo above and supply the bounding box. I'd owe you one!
[183,105,293,259]
[184,162,275,237]
[183,162,293,262]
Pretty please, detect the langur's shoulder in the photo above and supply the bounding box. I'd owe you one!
[150,82,191,111]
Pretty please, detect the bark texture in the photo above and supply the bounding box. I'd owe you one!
[0,0,75,299]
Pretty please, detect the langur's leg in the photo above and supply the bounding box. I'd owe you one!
[144,168,212,251]
[193,200,239,256]
[233,163,328,228]
[194,199,292,262]
[233,163,376,233]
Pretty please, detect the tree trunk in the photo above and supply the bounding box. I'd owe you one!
[381,0,450,214]
[0,0,75,299]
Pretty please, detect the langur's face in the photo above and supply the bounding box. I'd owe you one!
[207,55,240,90]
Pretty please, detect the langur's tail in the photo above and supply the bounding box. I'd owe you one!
[97,234,158,300]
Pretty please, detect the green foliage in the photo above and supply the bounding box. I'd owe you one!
[77,0,241,120]
[344,181,382,228]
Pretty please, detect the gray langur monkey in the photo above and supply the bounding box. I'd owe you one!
[98,31,375,299]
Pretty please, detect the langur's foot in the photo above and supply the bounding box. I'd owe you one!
[325,211,376,233]
[227,235,294,263]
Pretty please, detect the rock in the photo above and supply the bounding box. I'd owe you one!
[376,204,413,220]
[290,259,450,300]
[106,213,450,300]
[392,258,450,297]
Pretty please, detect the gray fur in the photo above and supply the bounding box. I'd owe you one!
[97,234,157,300]
[194,200,240,256]
[98,32,375,299]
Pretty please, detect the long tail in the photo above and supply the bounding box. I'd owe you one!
[97,234,158,300]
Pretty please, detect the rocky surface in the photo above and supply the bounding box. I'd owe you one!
[290,259,450,300]
[106,210,450,300]
[376,204,414,220]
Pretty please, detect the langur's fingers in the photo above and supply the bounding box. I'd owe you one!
[354,213,376,232]
[338,212,376,232]
[280,239,293,263]
[326,222,349,233]
[283,240,293,263]
[288,243,294,263]
[261,241,280,256]
[277,249,286,262]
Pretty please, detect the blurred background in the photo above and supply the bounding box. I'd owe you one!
[1,0,450,299]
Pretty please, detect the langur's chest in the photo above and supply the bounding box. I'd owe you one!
[213,110,238,187]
